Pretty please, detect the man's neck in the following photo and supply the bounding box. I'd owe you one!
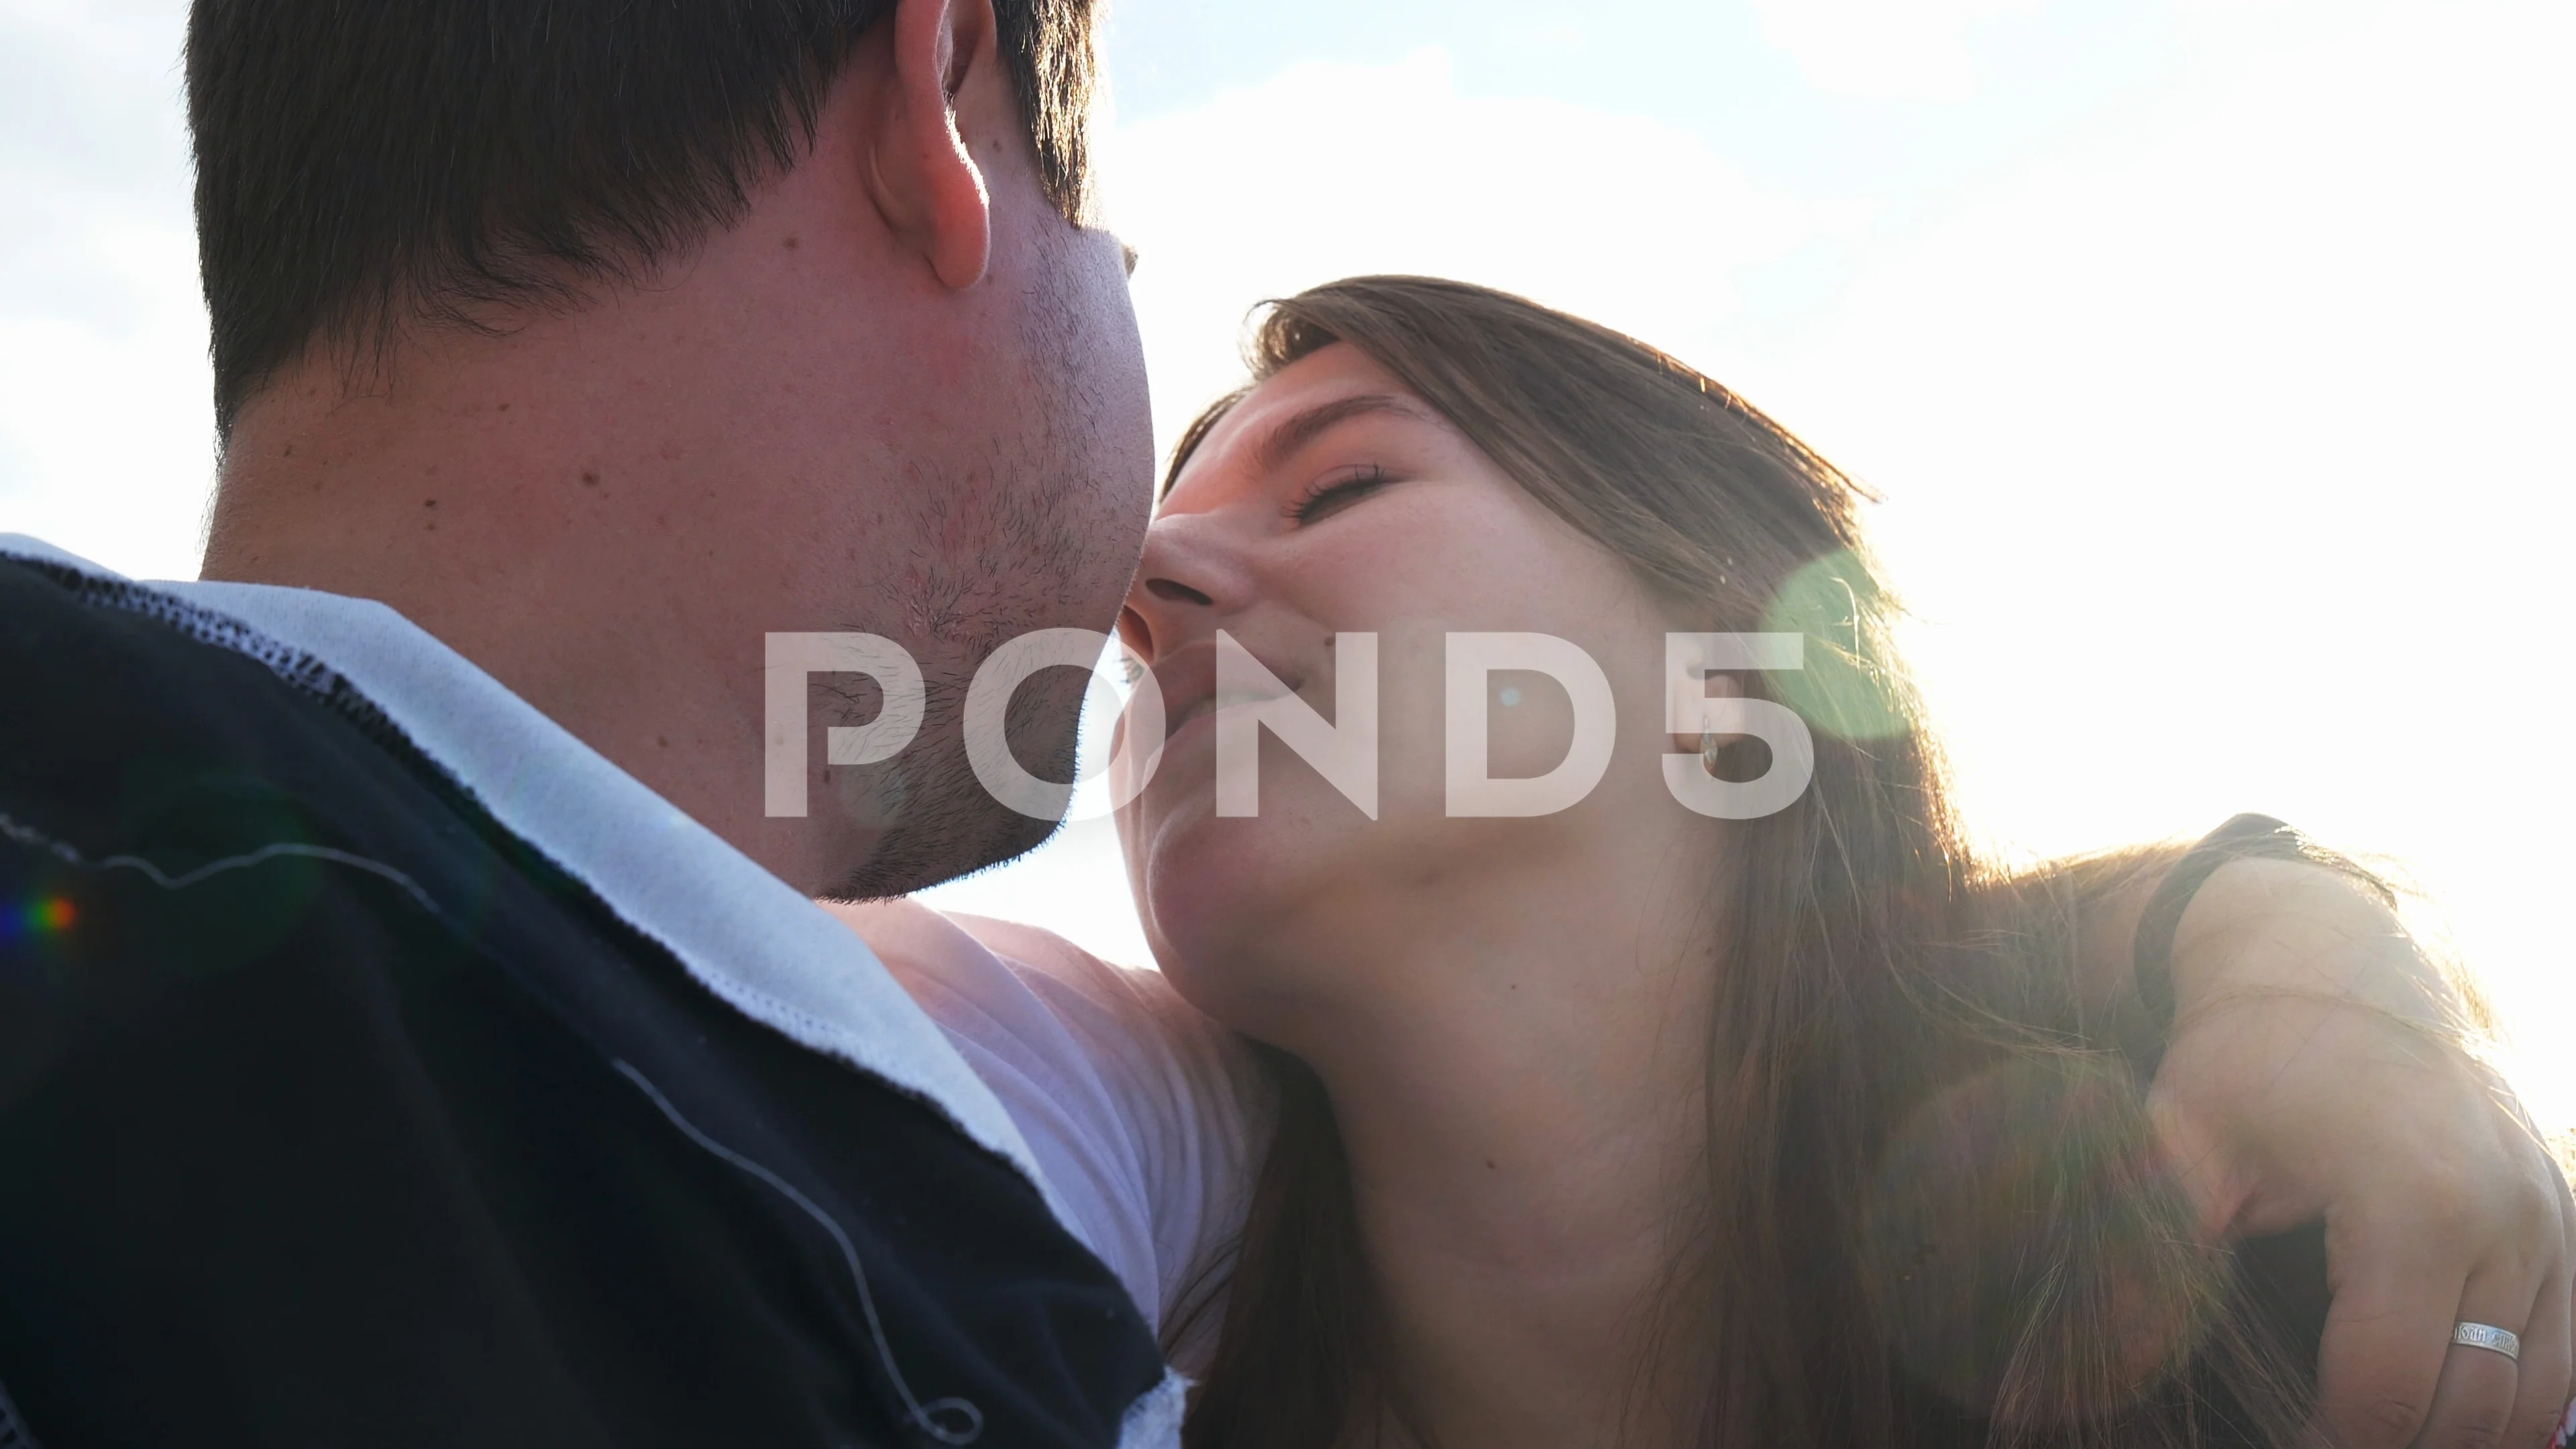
[199,315,886,894]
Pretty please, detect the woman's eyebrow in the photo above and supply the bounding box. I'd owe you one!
[1252,393,1430,475]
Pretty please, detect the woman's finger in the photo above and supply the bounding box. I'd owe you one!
[2318,1241,2469,1449]
[2410,1265,2533,1449]
[2506,1155,2575,1449]
[2502,1252,2571,1449]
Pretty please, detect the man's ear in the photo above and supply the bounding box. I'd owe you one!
[865,0,996,290]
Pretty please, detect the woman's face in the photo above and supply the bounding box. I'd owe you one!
[1114,343,1721,1036]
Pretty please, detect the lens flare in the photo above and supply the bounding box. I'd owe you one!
[1858,1055,2224,1424]
[1760,550,1912,741]
[2,896,76,943]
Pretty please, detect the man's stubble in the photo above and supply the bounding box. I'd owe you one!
[821,248,1148,900]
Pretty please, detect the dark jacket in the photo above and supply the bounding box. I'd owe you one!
[0,552,1165,1448]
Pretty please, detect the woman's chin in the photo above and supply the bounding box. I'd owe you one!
[1138,818,1334,983]
[1139,821,1278,950]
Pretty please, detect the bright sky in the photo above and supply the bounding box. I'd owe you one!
[3,0,2569,1122]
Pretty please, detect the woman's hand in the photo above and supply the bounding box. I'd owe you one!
[2151,858,2575,1449]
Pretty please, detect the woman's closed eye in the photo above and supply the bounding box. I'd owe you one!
[1286,464,1395,526]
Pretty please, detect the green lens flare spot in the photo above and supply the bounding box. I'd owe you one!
[1760,550,1910,741]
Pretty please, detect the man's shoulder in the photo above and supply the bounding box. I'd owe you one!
[0,548,498,928]
[0,545,601,1084]
[0,547,425,772]
[833,898,1235,1075]
[828,898,1271,1343]
[0,552,1175,1448]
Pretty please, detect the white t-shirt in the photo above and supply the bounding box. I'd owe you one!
[825,900,1272,1369]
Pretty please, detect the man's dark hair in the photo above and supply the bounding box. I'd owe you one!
[186,0,1102,441]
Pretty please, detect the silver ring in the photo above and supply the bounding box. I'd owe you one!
[2453,1322,2522,1361]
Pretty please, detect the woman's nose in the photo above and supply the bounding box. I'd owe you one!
[1142,577,1213,606]
[1122,515,1246,661]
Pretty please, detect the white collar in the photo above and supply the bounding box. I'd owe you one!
[0,534,1067,1227]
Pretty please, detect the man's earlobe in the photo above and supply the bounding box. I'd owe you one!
[866,0,995,290]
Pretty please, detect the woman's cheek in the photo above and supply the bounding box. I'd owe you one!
[1360,621,1452,821]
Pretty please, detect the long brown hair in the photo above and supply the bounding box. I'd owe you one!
[1165,277,2321,1448]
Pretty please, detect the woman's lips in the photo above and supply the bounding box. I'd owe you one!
[1167,693,1220,737]
[1149,641,1303,745]
[1164,687,1295,741]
